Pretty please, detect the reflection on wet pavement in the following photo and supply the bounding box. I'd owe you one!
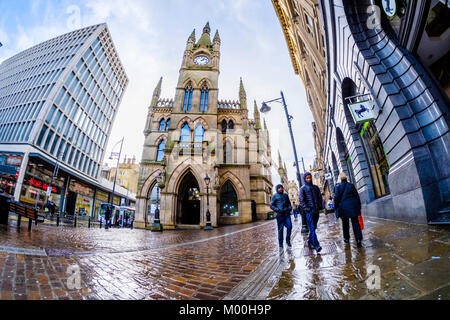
[267,214,450,300]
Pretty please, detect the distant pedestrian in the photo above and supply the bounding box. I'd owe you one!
[326,197,334,214]
[293,203,299,221]
[105,205,111,229]
[270,184,293,248]
[299,172,324,252]
[50,200,56,216]
[334,172,363,247]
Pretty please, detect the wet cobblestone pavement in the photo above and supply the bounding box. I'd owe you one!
[0,213,449,300]
[267,214,450,300]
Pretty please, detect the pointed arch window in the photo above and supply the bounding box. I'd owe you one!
[156,140,165,162]
[194,124,204,142]
[228,120,234,131]
[221,119,227,133]
[158,119,165,131]
[183,85,193,112]
[165,118,171,131]
[180,123,191,142]
[220,181,239,216]
[200,84,209,112]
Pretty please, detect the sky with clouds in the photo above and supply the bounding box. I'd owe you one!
[0,0,317,187]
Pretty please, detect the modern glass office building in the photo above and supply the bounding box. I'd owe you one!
[0,23,132,217]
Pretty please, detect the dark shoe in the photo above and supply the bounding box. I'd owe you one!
[344,239,349,244]
[287,242,292,247]
[301,226,309,233]
[316,246,322,253]
[357,240,362,248]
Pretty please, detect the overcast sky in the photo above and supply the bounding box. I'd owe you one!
[0,0,317,187]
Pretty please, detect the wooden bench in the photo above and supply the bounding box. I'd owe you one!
[9,202,45,231]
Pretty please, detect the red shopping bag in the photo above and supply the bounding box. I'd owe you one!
[358,211,364,230]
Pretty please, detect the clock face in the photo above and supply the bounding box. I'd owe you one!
[194,56,210,66]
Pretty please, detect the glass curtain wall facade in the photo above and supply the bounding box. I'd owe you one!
[0,23,128,180]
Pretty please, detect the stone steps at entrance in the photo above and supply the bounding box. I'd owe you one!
[175,224,202,230]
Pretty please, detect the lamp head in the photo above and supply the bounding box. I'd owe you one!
[204,174,211,186]
[260,102,271,113]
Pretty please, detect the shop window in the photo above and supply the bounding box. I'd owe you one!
[360,122,390,198]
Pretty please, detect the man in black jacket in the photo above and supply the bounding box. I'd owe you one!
[299,172,324,252]
[270,184,292,248]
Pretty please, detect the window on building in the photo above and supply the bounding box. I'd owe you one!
[165,118,171,131]
[194,124,204,142]
[183,85,193,112]
[221,119,227,133]
[180,123,191,142]
[228,120,234,131]
[305,13,315,38]
[156,140,165,162]
[200,84,209,112]
[223,140,233,163]
[159,119,165,131]
[220,181,239,216]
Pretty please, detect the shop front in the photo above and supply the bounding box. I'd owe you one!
[0,153,23,198]
[67,179,95,217]
[94,189,109,220]
[19,159,64,211]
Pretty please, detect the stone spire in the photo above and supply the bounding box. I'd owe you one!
[196,22,212,47]
[254,100,261,130]
[186,29,195,51]
[150,77,162,108]
[213,30,221,44]
[239,77,247,109]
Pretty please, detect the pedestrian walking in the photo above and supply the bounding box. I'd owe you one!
[299,172,324,252]
[293,203,299,221]
[270,184,293,248]
[105,205,111,229]
[50,200,56,217]
[334,172,363,247]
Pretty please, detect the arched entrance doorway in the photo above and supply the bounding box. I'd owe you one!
[146,183,158,226]
[220,181,239,217]
[177,171,201,225]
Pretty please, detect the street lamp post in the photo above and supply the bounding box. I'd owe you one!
[109,137,124,225]
[151,173,163,232]
[204,174,213,230]
[261,91,309,233]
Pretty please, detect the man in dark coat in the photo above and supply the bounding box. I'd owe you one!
[299,172,324,252]
[270,184,293,248]
[105,205,111,229]
[334,172,363,247]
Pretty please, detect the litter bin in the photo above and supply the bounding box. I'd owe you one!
[0,193,11,225]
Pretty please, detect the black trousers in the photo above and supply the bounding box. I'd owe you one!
[342,217,362,241]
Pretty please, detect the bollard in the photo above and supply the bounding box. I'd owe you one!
[74,215,77,228]
[99,219,102,228]
[57,215,60,227]
[88,216,91,228]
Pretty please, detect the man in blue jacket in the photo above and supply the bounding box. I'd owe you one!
[299,172,324,252]
[271,184,293,248]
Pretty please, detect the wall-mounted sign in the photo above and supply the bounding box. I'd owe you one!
[6,155,22,166]
[325,173,332,180]
[29,177,57,193]
[348,100,375,123]
[382,0,397,17]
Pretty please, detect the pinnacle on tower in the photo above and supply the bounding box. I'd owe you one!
[203,22,211,35]
[213,30,220,43]
[278,151,283,168]
[254,100,261,129]
[153,77,162,97]
[187,29,195,43]
[239,77,247,109]
[264,118,267,130]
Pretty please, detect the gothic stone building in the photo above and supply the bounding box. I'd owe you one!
[135,23,273,229]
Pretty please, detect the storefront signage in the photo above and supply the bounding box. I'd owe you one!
[70,180,94,197]
[29,178,56,193]
[6,155,22,166]
[382,0,397,17]
[348,100,375,123]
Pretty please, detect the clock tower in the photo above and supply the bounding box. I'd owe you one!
[136,23,274,230]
